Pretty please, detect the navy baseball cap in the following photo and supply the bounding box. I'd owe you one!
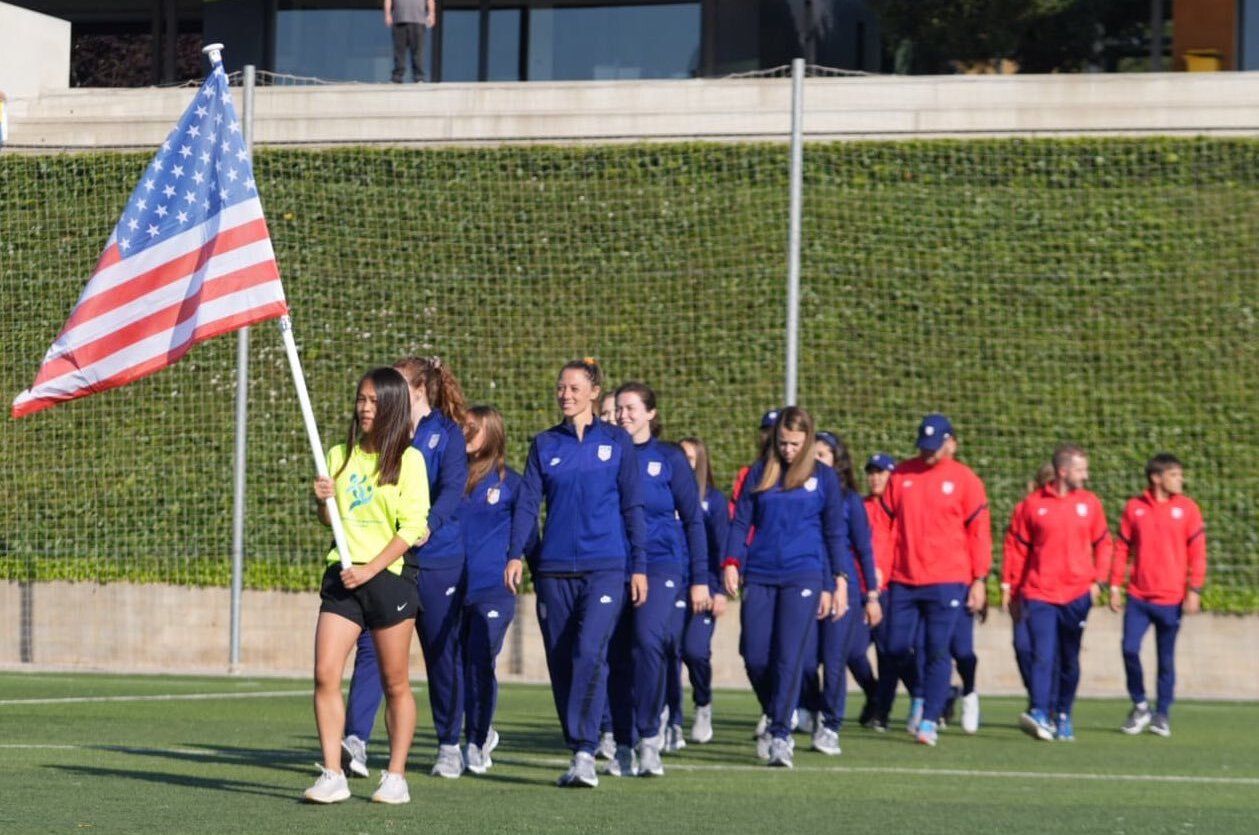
[760,408,782,429]
[865,452,896,472]
[815,430,840,452]
[916,413,954,451]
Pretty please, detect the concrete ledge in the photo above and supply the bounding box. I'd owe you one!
[4,581,1257,699]
[5,73,1259,148]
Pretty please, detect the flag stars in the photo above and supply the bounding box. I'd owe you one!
[228,120,240,135]
[179,144,192,159]
[187,124,201,139]
[195,105,208,118]
[235,148,248,163]
[136,198,148,211]
[119,238,131,252]
[193,170,205,185]
[201,85,214,99]
[153,159,164,172]
[162,184,176,198]
[227,168,239,182]
[221,140,231,153]
[220,90,232,104]
[171,164,185,179]
[147,224,160,238]
[219,188,230,202]
[162,139,172,151]
[156,205,168,218]
[203,198,211,211]
[207,128,218,143]
[144,178,156,192]
[177,210,189,225]
[127,217,140,232]
[214,112,223,125]
[200,150,211,165]
[184,190,197,204]
[244,177,256,192]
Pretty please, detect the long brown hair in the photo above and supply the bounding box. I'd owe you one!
[828,433,858,492]
[465,405,507,496]
[394,356,467,428]
[336,367,412,486]
[679,436,714,496]
[755,406,816,493]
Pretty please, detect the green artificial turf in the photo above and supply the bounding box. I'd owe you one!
[0,672,1255,833]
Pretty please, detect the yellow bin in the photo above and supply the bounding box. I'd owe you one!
[1184,49,1223,72]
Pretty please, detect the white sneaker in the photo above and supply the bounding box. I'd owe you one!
[637,736,665,777]
[658,707,669,740]
[691,704,713,743]
[811,725,841,756]
[303,767,351,804]
[754,713,769,739]
[596,731,617,760]
[431,744,464,779]
[961,692,980,734]
[767,737,794,768]
[340,734,369,778]
[790,709,800,731]
[371,770,410,804]
[605,744,638,777]
[558,751,599,788]
[755,731,772,761]
[796,710,816,735]
[465,743,491,775]
[483,726,501,757]
[664,724,687,753]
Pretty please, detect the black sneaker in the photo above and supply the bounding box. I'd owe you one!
[857,699,876,727]
[1149,713,1171,737]
[1122,702,1152,735]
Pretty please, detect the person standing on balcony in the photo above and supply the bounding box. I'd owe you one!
[386,0,435,83]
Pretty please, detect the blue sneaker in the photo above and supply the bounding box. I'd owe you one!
[1019,709,1054,741]
[906,698,925,734]
[915,718,938,747]
[1055,713,1074,741]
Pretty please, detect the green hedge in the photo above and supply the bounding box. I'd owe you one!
[1,138,1255,611]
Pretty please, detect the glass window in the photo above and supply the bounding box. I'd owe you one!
[527,3,700,81]
[275,2,433,82]
[441,7,522,82]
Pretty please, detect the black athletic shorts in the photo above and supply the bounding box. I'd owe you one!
[319,563,419,631]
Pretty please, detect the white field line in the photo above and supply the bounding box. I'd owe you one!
[493,756,1259,787]
[0,745,1254,787]
[0,689,308,706]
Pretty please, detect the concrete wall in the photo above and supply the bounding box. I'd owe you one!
[4,581,1258,700]
[0,2,69,100]
[6,71,1259,148]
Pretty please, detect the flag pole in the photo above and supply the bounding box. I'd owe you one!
[201,43,352,572]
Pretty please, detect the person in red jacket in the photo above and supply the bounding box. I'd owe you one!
[879,414,991,747]
[1008,444,1112,742]
[1109,453,1206,738]
[1000,462,1057,705]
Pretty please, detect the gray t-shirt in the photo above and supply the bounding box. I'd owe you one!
[392,0,426,25]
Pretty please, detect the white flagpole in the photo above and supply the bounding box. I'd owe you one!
[202,43,352,571]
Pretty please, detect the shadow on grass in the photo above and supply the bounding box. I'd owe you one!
[90,743,315,776]
[51,764,297,800]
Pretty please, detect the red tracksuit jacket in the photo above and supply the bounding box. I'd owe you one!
[1001,497,1030,589]
[1109,490,1206,606]
[863,494,893,592]
[881,456,991,586]
[1008,486,1112,605]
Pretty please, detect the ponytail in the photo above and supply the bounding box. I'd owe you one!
[394,356,467,427]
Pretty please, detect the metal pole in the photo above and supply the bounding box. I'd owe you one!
[1149,0,1164,72]
[228,62,256,673]
[784,57,804,407]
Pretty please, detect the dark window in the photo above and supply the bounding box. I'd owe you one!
[275,1,433,82]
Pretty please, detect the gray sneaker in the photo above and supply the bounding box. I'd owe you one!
[303,767,351,804]
[796,710,816,735]
[605,744,638,777]
[754,713,769,739]
[664,724,687,753]
[431,744,464,779]
[1122,702,1152,735]
[370,770,410,804]
[465,743,490,775]
[596,731,617,760]
[767,737,794,768]
[637,737,665,777]
[483,726,501,757]
[340,734,369,778]
[691,704,713,744]
[811,725,841,756]
[1150,713,1171,737]
[558,751,598,788]
[755,731,772,760]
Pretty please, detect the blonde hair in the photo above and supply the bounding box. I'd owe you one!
[755,406,816,493]
[464,406,507,496]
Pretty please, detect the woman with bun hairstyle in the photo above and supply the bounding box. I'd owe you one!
[304,367,430,805]
[506,358,647,789]
[724,406,853,769]
[342,356,470,780]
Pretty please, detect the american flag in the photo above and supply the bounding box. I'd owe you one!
[11,57,287,419]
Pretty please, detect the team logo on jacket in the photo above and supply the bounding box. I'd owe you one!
[1076,502,1088,517]
[486,487,501,505]
[702,500,709,512]
[549,457,562,467]
[598,444,613,462]
[904,480,914,489]
[1171,506,1184,520]
[665,579,675,589]
[675,599,686,608]
[647,461,662,477]
[488,610,501,619]
[1135,508,1146,517]
[941,480,955,495]
[599,594,613,604]
[427,433,440,450]
[804,476,818,492]
[1038,507,1049,516]
[801,589,813,598]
